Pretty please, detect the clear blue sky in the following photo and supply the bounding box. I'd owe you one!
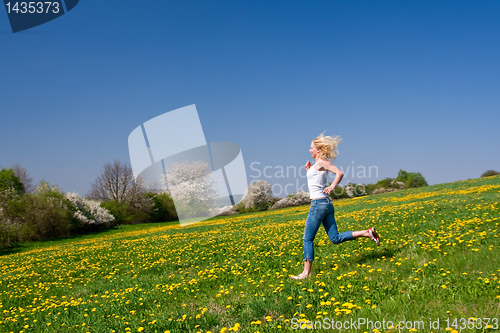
[1,0,499,196]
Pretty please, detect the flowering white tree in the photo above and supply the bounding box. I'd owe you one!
[241,179,273,209]
[162,161,218,219]
[345,184,355,198]
[65,192,115,225]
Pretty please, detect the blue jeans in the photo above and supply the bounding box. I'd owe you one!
[303,198,354,261]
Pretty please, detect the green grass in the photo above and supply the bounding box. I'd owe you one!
[1,176,500,333]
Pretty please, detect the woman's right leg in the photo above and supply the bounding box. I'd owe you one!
[303,208,322,262]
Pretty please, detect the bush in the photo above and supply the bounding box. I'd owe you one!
[147,192,178,222]
[100,200,133,224]
[241,180,274,211]
[364,183,378,195]
[345,183,367,198]
[271,191,310,210]
[23,181,72,240]
[481,170,500,177]
[100,194,153,225]
[327,183,366,200]
[0,187,26,249]
[65,192,115,231]
[371,187,398,194]
[234,201,260,214]
[2,181,116,248]
[328,185,350,200]
[375,177,395,189]
[212,205,237,216]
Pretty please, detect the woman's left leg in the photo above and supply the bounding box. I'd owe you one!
[322,204,355,244]
[323,204,377,243]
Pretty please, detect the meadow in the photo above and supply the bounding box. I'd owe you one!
[1,176,499,333]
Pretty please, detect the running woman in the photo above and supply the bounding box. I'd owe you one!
[291,133,380,280]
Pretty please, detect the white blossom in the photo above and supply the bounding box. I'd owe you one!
[65,192,114,225]
[162,161,219,219]
[271,191,310,210]
[241,180,273,209]
[345,184,355,198]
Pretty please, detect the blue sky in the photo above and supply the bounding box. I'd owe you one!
[1,0,499,196]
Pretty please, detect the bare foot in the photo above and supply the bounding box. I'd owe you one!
[290,273,311,280]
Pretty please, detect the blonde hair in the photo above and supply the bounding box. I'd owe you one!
[312,132,342,161]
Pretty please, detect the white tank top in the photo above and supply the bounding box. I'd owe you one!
[307,165,328,199]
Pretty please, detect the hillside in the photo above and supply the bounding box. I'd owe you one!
[1,176,499,332]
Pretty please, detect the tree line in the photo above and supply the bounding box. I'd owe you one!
[1,160,497,250]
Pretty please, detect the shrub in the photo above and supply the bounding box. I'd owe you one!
[65,192,115,230]
[371,187,398,194]
[481,170,500,177]
[327,183,366,200]
[23,181,72,240]
[271,191,310,210]
[390,180,405,189]
[0,187,26,249]
[234,201,260,214]
[241,180,274,211]
[364,183,378,195]
[328,185,350,200]
[101,200,133,224]
[100,194,153,224]
[234,198,279,214]
[212,205,237,216]
[375,177,395,189]
[147,192,178,222]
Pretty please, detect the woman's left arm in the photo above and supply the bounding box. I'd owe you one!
[320,160,344,194]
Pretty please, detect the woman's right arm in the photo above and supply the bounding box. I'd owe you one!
[320,160,344,194]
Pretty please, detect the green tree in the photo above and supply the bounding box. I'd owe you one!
[481,170,500,177]
[23,181,72,240]
[396,169,428,188]
[0,168,24,195]
[375,177,395,189]
[146,192,178,222]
